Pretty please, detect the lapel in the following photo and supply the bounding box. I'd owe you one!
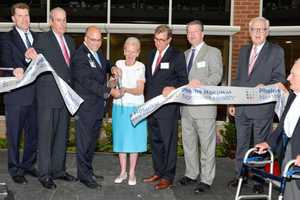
[49,30,70,67]
[12,27,27,54]
[152,46,172,77]
[278,92,297,129]
[194,43,208,62]
[83,44,103,73]
[249,42,269,76]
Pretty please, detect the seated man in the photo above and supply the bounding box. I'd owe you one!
[256,58,300,199]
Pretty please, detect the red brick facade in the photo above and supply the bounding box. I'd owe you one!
[232,0,260,79]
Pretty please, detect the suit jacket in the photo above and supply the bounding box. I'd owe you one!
[145,46,188,118]
[233,42,286,119]
[181,43,223,119]
[267,92,300,188]
[34,30,75,108]
[71,43,110,119]
[0,27,37,105]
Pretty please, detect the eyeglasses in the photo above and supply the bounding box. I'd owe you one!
[250,28,268,33]
[154,37,169,42]
[87,36,102,42]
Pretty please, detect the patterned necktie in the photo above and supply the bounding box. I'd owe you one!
[24,32,32,48]
[187,48,195,74]
[248,46,258,76]
[59,35,70,65]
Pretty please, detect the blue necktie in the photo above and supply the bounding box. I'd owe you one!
[187,48,195,74]
[93,52,102,68]
[24,32,32,48]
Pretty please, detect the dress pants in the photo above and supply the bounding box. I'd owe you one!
[37,107,69,180]
[75,110,102,182]
[5,104,37,177]
[181,115,216,185]
[234,114,273,176]
[148,115,178,182]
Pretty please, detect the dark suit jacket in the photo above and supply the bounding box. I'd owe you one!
[34,30,75,108]
[145,46,188,118]
[0,27,37,105]
[233,42,286,119]
[71,43,110,119]
[267,92,300,188]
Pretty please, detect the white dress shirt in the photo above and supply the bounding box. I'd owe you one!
[151,45,169,74]
[284,92,300,138]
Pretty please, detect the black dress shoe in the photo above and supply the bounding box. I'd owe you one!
[25,168,39,177]
[253,183,264,194]
[194,182,210,193]
[39,178,56,189]
[92,174,104,181]
[80,180,102,189]
[178,176,197,186]
[55,172,77,182]
[12,175,28,184]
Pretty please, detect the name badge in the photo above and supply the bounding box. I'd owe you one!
[87,53,97,68]
[160,62,169,69]
[197,61,206,68]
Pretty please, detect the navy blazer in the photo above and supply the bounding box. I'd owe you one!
[34,30,75,108]
[0,27,37,105]
[145,46,188,118]
[71,43,110,119]
[233,42,286,119]
[267,92,300,188]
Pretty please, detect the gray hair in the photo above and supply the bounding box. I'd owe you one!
[124,37,141,51]
[186,20,204,32]
[249,17,270,31]
[49,7,66,21]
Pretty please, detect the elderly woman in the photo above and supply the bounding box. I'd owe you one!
[111,37,147,186]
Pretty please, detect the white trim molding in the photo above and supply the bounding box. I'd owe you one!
[269,26,300,36]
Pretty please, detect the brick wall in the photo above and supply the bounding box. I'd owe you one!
[231,0,260,80]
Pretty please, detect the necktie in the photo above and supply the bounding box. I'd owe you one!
[187,48,195,74]
[93,52,102,68]
[248,46,258,75]
[153,52,162,75]
[59,35,70,65]
[24,32,32,48]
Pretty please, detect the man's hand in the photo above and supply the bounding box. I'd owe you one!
[228,105,235,117]
[25,47,38,60]
[107,77,117,88]
[255,142,270,154]
[295,155,300,166]
[256,83,265,88]
[188,79,204,88]
[274,82,288,93]
[111,66,122,79]
[162,86,175,97]
[13,68,24,80]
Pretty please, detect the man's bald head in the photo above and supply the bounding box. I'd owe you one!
[84,26,102,52]
[287,58,300,93]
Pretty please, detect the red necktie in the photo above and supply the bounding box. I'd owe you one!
[59,35,70,65]
[248,46,258,75]
[153,52,162,75]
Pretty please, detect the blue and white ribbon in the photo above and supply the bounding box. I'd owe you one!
[130,85,288,126]
[0,54,83,115]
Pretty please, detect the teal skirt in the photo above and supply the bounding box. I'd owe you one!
[112,104,147,153]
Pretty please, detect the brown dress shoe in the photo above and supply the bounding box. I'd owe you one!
[143,175,160,183]
[154,179,172,190]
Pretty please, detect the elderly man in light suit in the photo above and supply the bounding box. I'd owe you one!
[179,20,223,193]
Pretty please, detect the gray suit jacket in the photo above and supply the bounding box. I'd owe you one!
[233,42,286,119]
[181,43,223,119]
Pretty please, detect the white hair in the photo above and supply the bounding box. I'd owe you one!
[249,17,270,31]
[124,37,141,51]
[49,7,66,21]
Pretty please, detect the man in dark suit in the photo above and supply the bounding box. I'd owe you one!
[71,26,111,189]
[228,17,286,190]
[143,25,188,190]
[0,3,38,184]
[28,7,77,189]
[256,59,300,199]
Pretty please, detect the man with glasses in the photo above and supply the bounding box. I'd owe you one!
[71,26,110,189]
[143,25,188,190]
[0,2,38,184]
[228,17,286,192]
